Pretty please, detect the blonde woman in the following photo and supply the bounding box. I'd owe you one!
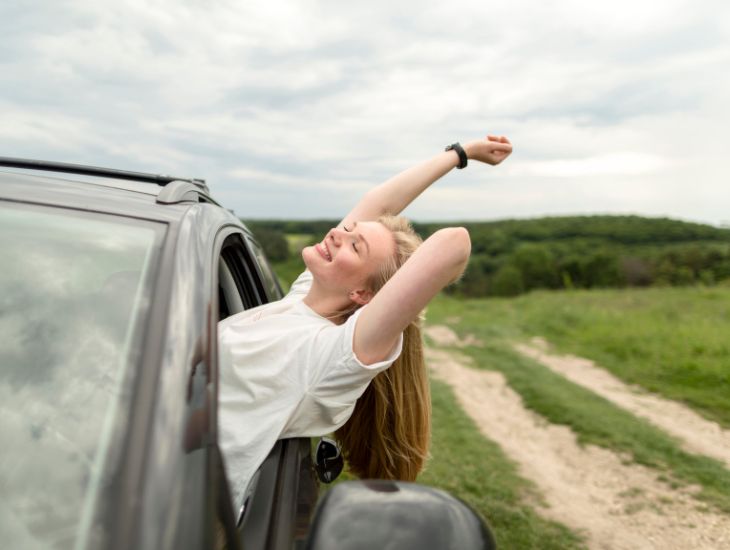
[218,135,513,506]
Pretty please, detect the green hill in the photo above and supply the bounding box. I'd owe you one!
[244,215,730,297]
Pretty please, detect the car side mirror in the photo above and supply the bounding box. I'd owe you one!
[313,437,343,483]
[304,480,496,550]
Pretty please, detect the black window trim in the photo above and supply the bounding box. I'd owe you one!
[244,235,284,302]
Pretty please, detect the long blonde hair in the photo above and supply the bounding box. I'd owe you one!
[335,214,431,481]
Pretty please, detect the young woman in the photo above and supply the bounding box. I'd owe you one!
[218,135,513,506]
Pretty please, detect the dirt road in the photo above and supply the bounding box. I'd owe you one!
[424,325,730,550]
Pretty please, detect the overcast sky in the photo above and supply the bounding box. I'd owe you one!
[2,1,729,225]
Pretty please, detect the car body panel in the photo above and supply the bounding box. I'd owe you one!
[132,203,231,549]
[1,170,244,549]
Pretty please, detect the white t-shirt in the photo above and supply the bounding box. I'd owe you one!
[218,270,403,506]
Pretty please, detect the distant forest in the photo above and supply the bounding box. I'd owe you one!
[244,216,730,297]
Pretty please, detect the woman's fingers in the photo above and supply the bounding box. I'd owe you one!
[486,134,512,148]
[466,135,513,164]
[489,141,513,153]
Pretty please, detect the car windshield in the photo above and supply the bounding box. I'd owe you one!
[0,202,163,549]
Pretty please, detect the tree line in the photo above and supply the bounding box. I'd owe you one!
[244,216,730,297]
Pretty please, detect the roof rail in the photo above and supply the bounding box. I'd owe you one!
[157,180,217,205]
[0,156,209,193]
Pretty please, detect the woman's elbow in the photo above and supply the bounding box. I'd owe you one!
[436,227,471,263]
[455,227,472,260]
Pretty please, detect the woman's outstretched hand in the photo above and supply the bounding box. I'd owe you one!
[463,135,512,166]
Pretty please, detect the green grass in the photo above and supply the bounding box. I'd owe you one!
[271,256,306,292]
[285,233,314,252]
[272,235,311,292]
[426,291,730,513]
[430,287,730,428]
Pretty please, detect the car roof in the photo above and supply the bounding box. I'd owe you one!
[0,168,215,223]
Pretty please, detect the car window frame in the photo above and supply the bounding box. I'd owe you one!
[210,226,272,550]
[244,235,284,302]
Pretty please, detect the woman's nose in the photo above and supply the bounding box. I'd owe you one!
[329,228,343,244]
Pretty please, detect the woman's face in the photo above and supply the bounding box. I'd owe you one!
[302,221,395,299]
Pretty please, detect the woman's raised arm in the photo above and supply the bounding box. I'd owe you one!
[338,135,512,229]
[352,226,471,365]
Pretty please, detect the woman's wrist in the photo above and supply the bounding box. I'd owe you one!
[444,143,468,169]
[445,149,461,168]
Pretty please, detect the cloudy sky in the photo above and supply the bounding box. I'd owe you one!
[2,0,729,225]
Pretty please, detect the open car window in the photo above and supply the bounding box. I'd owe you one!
[217,233,263,321]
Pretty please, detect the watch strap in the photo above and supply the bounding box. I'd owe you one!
[445,142,468,169]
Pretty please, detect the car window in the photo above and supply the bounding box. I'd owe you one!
[218,234,265,321]
[219,259,244,318]
[0,202,163,550]
[246,237,283,301]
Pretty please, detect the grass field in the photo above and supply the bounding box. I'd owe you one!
[428,287,730,428]
[426,288,730,512]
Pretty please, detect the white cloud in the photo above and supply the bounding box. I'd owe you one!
[1,0,728,223]
[511,153,672,178]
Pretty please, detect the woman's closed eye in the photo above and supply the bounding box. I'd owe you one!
[343,226,359,252]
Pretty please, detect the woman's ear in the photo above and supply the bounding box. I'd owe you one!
[349,288,374,306]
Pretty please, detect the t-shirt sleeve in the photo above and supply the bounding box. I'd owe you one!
[307,306,404,405]
[282,270,313,301]
[279,306,405,437]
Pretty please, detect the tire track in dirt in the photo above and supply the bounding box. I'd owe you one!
[513,337,730,470]
[424,326,730,550]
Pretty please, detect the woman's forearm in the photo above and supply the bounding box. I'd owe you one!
[367,150,460,216]
[339,136,512,227]
[367,151,459,214]
[342,150,460,224]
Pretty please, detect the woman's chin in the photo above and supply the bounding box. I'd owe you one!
[302,246,320,271]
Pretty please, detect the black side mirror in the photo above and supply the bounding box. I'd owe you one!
[304,480,497,550]
[314,437,344,483]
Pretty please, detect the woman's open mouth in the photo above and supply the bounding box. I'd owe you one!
[316,241,332,262]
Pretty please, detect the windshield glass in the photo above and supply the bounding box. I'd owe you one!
[0,202,163,549]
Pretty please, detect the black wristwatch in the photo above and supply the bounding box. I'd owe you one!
[445,142,468,169]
